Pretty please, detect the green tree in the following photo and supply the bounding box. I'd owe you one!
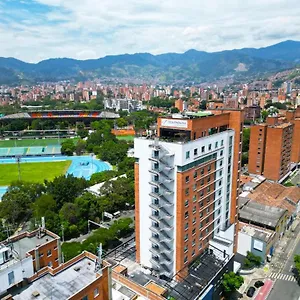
[90,170,118,185]
[61,139,76,156]
[116,118,128,128]
[45,175,88,209]
[243,251,262,269]
[59,202,80,224]
[97,141,129,165]
[294,255,300,278]
[77,129,89,139]
[33,194,56,218]
[222,272,244,296]
[75,139,86,156]
[242,128,250,153]
[170,107,180,114]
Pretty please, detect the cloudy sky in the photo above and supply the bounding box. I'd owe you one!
[1,0,300,62]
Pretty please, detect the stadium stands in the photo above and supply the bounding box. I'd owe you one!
[0,146,61,157]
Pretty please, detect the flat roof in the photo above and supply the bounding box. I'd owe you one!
[11,233,55,260]
[13,257,98,300]
[239,200,286,228]
[239,223,274,242]
[145,282,167,296]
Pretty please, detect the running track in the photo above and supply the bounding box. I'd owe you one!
[255,279,274,300]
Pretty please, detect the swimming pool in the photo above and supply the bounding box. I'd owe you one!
[0,155,112,200]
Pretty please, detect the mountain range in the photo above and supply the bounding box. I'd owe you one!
[1,40,300,85]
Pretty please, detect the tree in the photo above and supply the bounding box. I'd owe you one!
[75,139,86,156]
[61,139,76,156]
[170,107,180,114]
[97,141,129,165]
[242,128,250,153]
[89,170,118,185]
[33,194,56,218]
[77,129,89,139]
[116,118,128,128]
[45,174,88,209]
[59,202,80,224]
[222,272,244,295]
[243,251,262,269]
[294,255,300,278]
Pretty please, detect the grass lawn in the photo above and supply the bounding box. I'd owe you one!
[0,161,71,186]
[116,135,135,142]
[0,138,79,148]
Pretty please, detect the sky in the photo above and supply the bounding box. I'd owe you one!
[1,0,300,62]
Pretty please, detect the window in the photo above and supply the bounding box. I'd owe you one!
[185,188,189,196]
[200,168,204,175]
[199,200,204,207]
[206,207,209,213]
[193,195,196,202]
[219,170,222,176]
[207,196,210,203]
[218,190,221,196]
[207,165,211,171]
[220,160,223,167]
[184,234,188,241]
[192,228,196,235]
[192,249,195,257]
[185,199,189,207]
[205,228,209,234]
[194,148,198,156]
[193,206,196,214]
[199,243,202,250]
[39,252,44,257]
[184,245,188,253]
[94,288,99,298]
[199,190,204,198]
[221,140,224,146]
[192,239,196,246]
[8,271,15,286]
[185,222,189,230]
[199,222,203,229]
[185,176,190,183]
[208,144,212,151]
[219,181,222,186]
[192,217,196,224]
[200,179,204,186]
[220,150,223,156]
[193,171,198,178]
[200,212,203,218]
[48,261,53,267]
[82,296,88,300]
[184,256,188,264]
[215,141,218,148]
[186,151,190,159]
[206,217,209,224]
[207,186,210,192]
[185,211,189,219]
[207,176,210,182]
[193,184,197,191]
[201,146,205,153]
[47,249,52,257]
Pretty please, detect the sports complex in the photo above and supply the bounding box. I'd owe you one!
[0,138,111,200]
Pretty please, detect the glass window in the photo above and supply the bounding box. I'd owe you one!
[201,146,205,153]
[193,171,198,178]
[208,144,212,151]
[184,245,188,253]
[184,234,188,241]
[200,212,203,218]
[194,148,198,156]
[193,206,196,214]
[199,222,203,229]
[185,199,189,207]
[8,271,15,286]
[221,140,224,146]
[193,195,196,202]
[199,243,202,250]
[185,222,188,230]
[47,249,52,257]
[186,151,190,159]
[184,256,188,263]
[185,188,189,196]
[192,228,196,235]
[193,184,197,191]
[207,176,210,182]
[185,211,189,219]
[192,217,196,224]
[192,239,195,246]
[207,165,211,171]
[192,249,195,257]
[215,141,218,148]
[220,150,223,156]
[185,176,190,183]
[94,288,99,298]
[201,168,204,175]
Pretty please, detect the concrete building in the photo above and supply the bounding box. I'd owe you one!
[134,109,243,297]
[238,222,276,261]
[285,108,300,163]
[248,116,294,181]
[0,228,61,297]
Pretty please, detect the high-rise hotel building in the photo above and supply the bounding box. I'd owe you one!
[134,110,243,278]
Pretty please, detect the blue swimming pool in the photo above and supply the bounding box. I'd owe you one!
[0,155,112,200]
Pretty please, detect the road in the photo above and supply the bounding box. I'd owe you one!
[267,222,300,300]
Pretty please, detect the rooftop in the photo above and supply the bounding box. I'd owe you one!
[239,222,275,243]
[239,199,287,228]
[13,257,98,300]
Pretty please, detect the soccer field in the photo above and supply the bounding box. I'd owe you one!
[0,161,71,186]
[0,138,79,148]
[116,135,135,142]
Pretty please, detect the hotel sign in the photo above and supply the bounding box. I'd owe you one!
[161,119,188,129]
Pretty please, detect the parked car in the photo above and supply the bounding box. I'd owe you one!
[246,286,256,298]
[254,280,264,288]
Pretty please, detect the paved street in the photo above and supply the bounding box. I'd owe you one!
[267,221,300,300]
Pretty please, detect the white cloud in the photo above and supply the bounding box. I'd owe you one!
[0,0,300,62]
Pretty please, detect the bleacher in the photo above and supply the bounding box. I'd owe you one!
[0,146,61,158]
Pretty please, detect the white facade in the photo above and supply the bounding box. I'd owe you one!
[0,256,34,295]
[134,129,235,277]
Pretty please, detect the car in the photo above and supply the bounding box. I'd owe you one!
[246,286,256,298]
[254,280,264,288]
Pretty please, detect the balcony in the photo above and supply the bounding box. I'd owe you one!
[149,192,173,206]
[150,246,160,256]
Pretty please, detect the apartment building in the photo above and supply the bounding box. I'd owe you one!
[134,110,244,281]
[248,116,294,181]
[0,228,61,297]
[286,108,300,163]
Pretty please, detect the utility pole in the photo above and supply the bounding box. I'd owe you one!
[61,224,64,242]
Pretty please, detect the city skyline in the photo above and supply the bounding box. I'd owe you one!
[1,0,300,62]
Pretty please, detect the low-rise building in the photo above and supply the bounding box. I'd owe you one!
[0,228,61,297]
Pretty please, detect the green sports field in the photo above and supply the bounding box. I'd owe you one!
[116,135,135,141]
[0,138,79,148]
[0,161,71,186]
